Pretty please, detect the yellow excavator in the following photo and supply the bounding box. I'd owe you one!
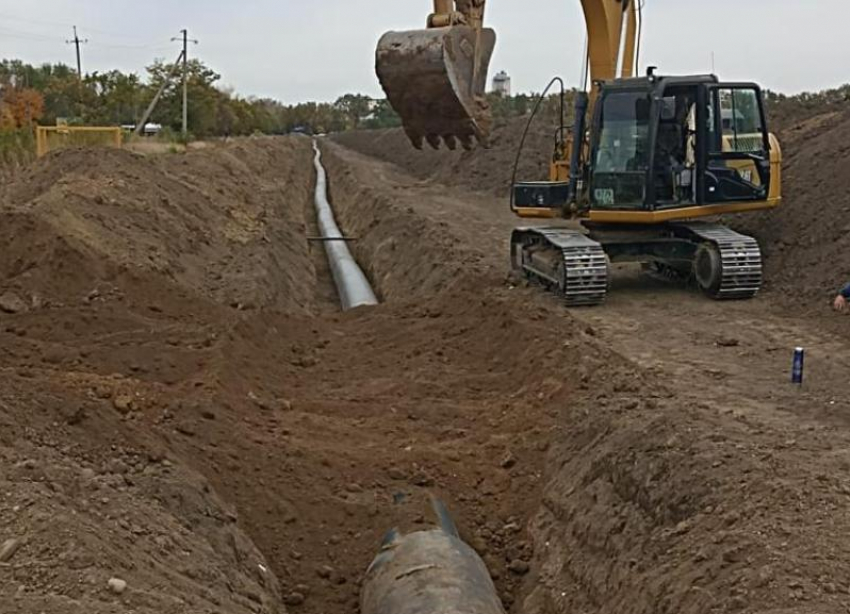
[376,0,782,305]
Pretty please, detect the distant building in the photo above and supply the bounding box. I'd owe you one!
[120,123,162,136]
[492,71,511,97]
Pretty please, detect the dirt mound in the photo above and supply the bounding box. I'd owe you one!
[0,396,283,614]
[734,108,850,309]
[767,94,850,133]
[528,383,850,614]
[0,138,322,614]
[1,139,316,314]
[320,141,504,301]
[332,116,555,198]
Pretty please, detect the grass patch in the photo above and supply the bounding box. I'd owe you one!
[0,128,35,175]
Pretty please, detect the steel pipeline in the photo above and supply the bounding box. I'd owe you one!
[312,141,378,311]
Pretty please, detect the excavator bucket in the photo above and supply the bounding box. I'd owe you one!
[376,26,496,150]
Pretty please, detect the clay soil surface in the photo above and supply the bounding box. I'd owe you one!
[1,105,849,614]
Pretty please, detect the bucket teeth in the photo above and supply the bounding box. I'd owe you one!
[404,127,425,150]
[425,134,442,150]
[376,26,496,149]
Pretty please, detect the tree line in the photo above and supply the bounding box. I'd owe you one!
[0,58,404,139]
[0,55,574,143]
[3,56,845,141]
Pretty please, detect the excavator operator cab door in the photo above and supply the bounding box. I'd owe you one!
[698,84,772,204]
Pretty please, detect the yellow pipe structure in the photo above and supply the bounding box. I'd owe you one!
[36,126,123,158]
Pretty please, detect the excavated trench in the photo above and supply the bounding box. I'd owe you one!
[190,140,590,613]
[301,141,850,614]
[2,136,849,614]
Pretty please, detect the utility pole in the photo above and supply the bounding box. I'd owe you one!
[134,50,185,137]
[67,26,89,116]
[171,29,198,138]
[66,26,88,82]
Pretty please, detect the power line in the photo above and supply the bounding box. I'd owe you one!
[0,13,178,52]
[0,10,76,30]
[89,40,167,51]
[0,10,155,41]
[0,25,59,43]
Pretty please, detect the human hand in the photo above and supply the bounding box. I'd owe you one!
[835,295,848,312]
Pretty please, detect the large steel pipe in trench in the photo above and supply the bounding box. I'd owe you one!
[312,141,378,311]
[362,500,506,614]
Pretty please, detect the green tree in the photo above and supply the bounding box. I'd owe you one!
[362,99,401,129]
[85,71,142,125]
[334,93,372,129]
[144,58,223,137]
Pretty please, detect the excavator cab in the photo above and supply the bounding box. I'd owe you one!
[375,1,496,150]
[586,75,778,220]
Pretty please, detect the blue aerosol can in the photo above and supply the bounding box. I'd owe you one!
[792,347,805,384]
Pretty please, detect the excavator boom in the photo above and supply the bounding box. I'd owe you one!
[581,0,638,87]
[375,0,638,149]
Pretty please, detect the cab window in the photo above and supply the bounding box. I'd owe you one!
[591,91,651,208]
[715,89,765,153]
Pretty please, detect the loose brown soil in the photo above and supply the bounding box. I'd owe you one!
[321,140,850,614]
[1,101,849,614]
[736,108,850,310]
[332,116,555,198]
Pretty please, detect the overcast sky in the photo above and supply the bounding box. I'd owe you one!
[0,1,846,103]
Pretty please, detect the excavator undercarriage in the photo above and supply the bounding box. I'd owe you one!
[511,222,763,307]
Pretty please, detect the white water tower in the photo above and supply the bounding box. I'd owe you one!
[492,71,511,97]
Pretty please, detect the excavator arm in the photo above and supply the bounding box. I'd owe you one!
[581,0,638,87]
[445,0,638,82]
[376,0,639,149]
[427,0,486,29]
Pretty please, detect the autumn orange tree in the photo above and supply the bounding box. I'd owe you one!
[0,87,44,129]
